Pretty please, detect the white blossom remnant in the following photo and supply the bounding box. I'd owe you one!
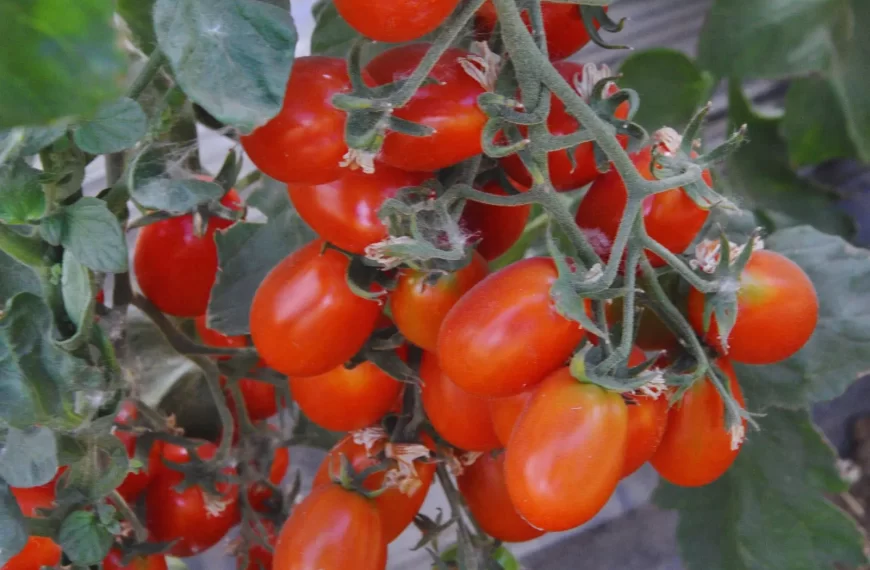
[689,236,765,274]
[458,41,502,92]
[634,368,667,399]
[384,442,432,496]
[204,493,233,518]
[572,63,615,101]
[729,422,746,451]
[340,148,377,174]
[653,127,682,156]
[352,426,388,456]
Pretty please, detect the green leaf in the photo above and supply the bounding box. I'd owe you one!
[60,435,129,503]
[61,198,128,273]
[133,178,224,214]
[655,408,866,570]
[0,126,65,166]
[0,0,124,128]
[39,135,87,202]
[310,0,359,57]
[782,77,858,167]
[153,0,297,132]
[0,249,40,305]
[0,161,45,224]
[696,0,846,79]
[208,177,314,335]
[724,81,853,238]
[0,482,27,568]
[59,250,96,351]
[72,98,147,155]
[118,0,157,53]
[618,49,714,133]
[58,510,113,566]
[0,426,58,488]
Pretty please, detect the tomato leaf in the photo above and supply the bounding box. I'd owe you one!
[0,0,124,128]
[782,77,858,167]
[72,97,147,155]
[58,250,97,352]
[310,0,359,57]
[58,510,113,566]
[654,408,866,570]
[0,126,65,167]
[0,161,46,224]
[134,179,224,214]
[59,435,129,503]
[60,198,128,273]
[0,481,27,568]
[0,426,58,488]
[153,0,297,132]
[0,250,40,305]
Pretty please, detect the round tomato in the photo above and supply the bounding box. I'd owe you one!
[134,191,241,317]
[335,0,460,42]
[146,442,240,557]
[250,240,383,377]
[391,251,488,352]
[5,486,61,570]
[457,452,545,542]
[313,434,435,543]
[505,368,627,531]
[437,257,586,397]
[488,388,533,447]
[195,316,247,356]
[114,401,164,502]
[687,249,818,365]
[103,550,168,570]
[242,519,276,570]
[224,377,277,423]
[247,444,290,512]
[241,57,355,185]
[460,180,531,261]
[274,484,386,570]
[288,165,429,255]
[575,147,711,268]
[651,359,745,487]
[420,352,501,452]
[364,44,487,172]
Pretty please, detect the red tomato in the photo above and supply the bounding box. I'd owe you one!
[250,240,382,377]
[335,0,460,42]
[619,346,669,478]
[575,147,711,268]
[488,388,533,447]
[274,484,386,570]
[364,44,487,172]
[651,359,746,487]
[687,249,818,365]
[288,165,429,255]
[460,180,531,261]
[224,377,277,423]
[103,550,168,570]
[114,401,164,502]
[242,520,276,570]
[391,252,489,352]
[241,57,355,185]
[145,442,240,557]
[457,452,545,542]
[420,352,501,452]
[195,316,247,356]
[505,368,627,531]
[247,445,290,512]
[134,191,241,317]
[437,257,586,397]
[5,486,61,570]
[313,434,435,543]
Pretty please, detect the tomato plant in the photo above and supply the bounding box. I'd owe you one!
[246,444,290,512]
[195,315,248,354]
[459,180,532,261]
[335,0,460,43]
[224,377,278,423]
[103,550,168,570]
[114,401,164,502]
[5,487,61,570]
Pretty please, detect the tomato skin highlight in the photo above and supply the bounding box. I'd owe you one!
[240,57,355,185]
[505,368,628,531]
[391,251,489,352]
[364,44,487,172]
[114,401,164,502]
[687,249,818,365]
[335,0,460,42]
[437,257,586,397]
[250,240,382,377]
[488,388,534,447]
[103,550,168,570]
[460,180,532,261]
[623,394,669,478]
[651,359,746,487]
[5,486,61,570]
[457,452,545,543]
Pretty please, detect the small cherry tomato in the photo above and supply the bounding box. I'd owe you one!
[5,486,61,570]
[250,240,383,377]
[391,252,489,352]
[114,401,164,502]
[241,519,276,570]
[335,0,460,42]
[195,316,247,356]
[651,359,745,487]
[488,388,533,447]
[687,249,818,365]
[438,257,586,397]
[460,180,531,261]
[505,368,627,531]
[103,550,168,570]
[246,444,290,512]
[457,452,545,543]
[224,377,278,423]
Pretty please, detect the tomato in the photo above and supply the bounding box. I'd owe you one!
[288,165,430,255]
[437,257,586,397]
[475,1,602,61]
[145,442,240,557]
[607,298,679,353]
[460,180,531,261]
[335,0,460,42]
[247,444,290,512]
[225,377,277,423]
[250,240,383,377]
[134,190,242,317]
[114,401,164,502]
[420,352,501,451]
[457,452,545,542]
[622,393,669,478]
[651,359,745,487]
[274,484,386,570]
[103,550,168,570]
[505,368,627,531]
[313,434,435,543]
[241,57,355,185]
[687,249,818,365]
[391,251,488,352]
[5,486,61,570]
[575,147,711,268]
[364,44,487,172]
[242,520,276,570]
[488,388,533,447]
[195,315,247,356]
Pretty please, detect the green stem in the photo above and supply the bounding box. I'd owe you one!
[0,225,50,267]
[109,490,147,542]
[640,231,719,293]
[127,49,166,100]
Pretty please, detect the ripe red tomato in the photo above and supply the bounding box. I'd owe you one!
[288,165,430,255]
[114,401,164,502]
[145,442,240,557]
[247,444,290,512]
[241,520,276,570]
[250,240,383,377]
[241,57,356,185]
[274,484,386,570]
[488,388,533,447]
[103,550,168,570]
[134,190,241,317]
[391,252,488,352]
[505,368,627,531]
[457,452,545,543]
[313,434,435,543]
[460,180,531,261]
[364,44,487,172]
[575,147,711,268]
[687,249,818,365]
[651,359,745,487]
[335,0,460,42]
[195,315,247,356]
[619,346,669,478]
[224,377,278,423]
[5,486,61,570]
[437,257,586,397]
